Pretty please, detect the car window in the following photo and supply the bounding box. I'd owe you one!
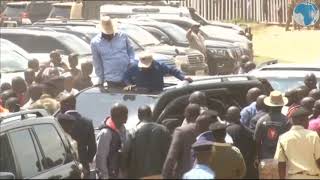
[55,35,91,55]
[30,3,52,16]
[2,34,68,54]
[76,92,158,129]
[119,24,160,47]
[49,6,71,18]
[0,134,16,175]
[33,124,66,170]
[3,4,27,17]
[9,129,41,178]
[143,26,168,40]
[0,49,28,73]
[161,24,189,43]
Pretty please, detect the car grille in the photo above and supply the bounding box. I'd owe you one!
[188,54,204,64]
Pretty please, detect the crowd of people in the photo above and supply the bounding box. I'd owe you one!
[0,50,94,115]
[1,16,320,179]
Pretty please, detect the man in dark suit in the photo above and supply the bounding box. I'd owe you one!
[58,95,97,179]
[128,105,171,178]
[162,112,212,179]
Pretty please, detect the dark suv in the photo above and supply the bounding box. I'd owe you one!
[73,75,270,132]
[0,110,82,179]
[1,1,55,26]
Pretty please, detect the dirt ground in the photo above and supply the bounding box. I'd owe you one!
[250,24,320,65]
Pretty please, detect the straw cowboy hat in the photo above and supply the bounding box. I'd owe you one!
[264,91,288,107]
[99,16,117,34]
[138,52,154,68]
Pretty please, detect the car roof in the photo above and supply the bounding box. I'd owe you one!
[6,1,31,6]
[52,2,75,6]
[1,28,71,37]
[79,75,258,95]
[0,109,55,132]
[250,63,320,78]
[130,14,198,24]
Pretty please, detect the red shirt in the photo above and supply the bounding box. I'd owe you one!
[308,115,320,133]
[287,104,300,119]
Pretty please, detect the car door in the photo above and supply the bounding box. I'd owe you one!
[5,128,44,179]
[157,88,239,132]
[31,124,81,179]
[0,133,17,178]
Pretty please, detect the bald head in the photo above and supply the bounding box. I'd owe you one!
[256,95,268,111]
[111,103,128,127]
[301,97,315,112]
[195,114,212,134]
[184,103,201,124]
[244,61,256,73]
[189,91,207,107]
[246,87,262,104]
[225,106,241,123]
[138,105,152,122]
[304,73,317,90]
[240,55,250,67]
[309,89,320,101]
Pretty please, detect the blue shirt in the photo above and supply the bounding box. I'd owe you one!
[240,102,257,128]
[90,32,135,83]
[183,164,215,179]
[123,61,185,92]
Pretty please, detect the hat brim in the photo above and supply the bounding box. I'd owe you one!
[264,96,288,107]
[138,60,152,68]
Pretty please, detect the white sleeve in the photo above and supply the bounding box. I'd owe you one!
[95,129,112,179]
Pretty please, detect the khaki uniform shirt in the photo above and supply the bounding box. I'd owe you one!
[186,31,207,57]
[274,125,320,176]
[209,142,246,179]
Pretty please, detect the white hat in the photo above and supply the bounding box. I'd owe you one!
[99,16,117,34]
[138,52,154,68]
[264,91,288,107]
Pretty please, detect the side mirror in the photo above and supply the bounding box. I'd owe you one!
[0,172,15,179]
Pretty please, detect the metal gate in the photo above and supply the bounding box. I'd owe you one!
[182,0,292,24]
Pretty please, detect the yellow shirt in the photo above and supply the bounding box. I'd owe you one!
[274,125,320,176]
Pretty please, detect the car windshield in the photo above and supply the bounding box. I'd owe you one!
[49,6,71,18]
[119,24,160,46]
[1,39,32,60]
[3,4,27,17]
[56,35,91,55]
[76,91,158,129]
[69,26,100,38]
[0,49,28,73]
[264,77,320,92]
[161,24,188,43]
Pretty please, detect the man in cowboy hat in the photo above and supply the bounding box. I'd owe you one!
[254,91,291,179]
[91,16,135,87]
[123,52,192,92]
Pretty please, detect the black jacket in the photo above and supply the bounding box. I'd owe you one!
[128,122,171,178]
[65,111,97,169]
